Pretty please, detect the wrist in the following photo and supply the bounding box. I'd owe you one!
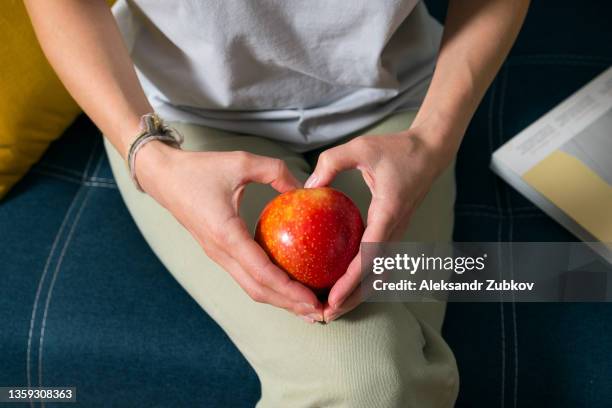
[117,117,146,160]
[401,119,461,175]
[125,113,184,193]
[134,140,180,194]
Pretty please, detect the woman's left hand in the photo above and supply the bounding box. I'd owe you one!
[304,125,456,322]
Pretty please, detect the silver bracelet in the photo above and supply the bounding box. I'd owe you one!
[127,113,183,192]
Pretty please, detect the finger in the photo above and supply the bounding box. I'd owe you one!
[218,215,322,309]
[203,239,322,320]
[305,143,361,188]
[327,198,397,308]
[324,290,360,322]
[241,153,302,193]
[362,197,400,244]
[327,251,362,309]
[324,269,381,322]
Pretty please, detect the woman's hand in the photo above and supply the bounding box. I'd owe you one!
[305,126,457,322]
[300,0,531,323]
[135,141,324,322]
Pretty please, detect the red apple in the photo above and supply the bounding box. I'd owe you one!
[255,187,364,292]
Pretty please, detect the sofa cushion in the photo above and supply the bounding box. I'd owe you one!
[0,116,260,407]
[0,0,82,199]
[439,0,612,406]
[0,0,117,200]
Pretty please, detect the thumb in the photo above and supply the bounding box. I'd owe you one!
[246,155,302,193]
[305,144,359,188]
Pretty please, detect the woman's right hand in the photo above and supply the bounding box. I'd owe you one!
[134,141,324,322]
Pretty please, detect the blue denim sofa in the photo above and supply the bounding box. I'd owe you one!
[2,1,611,406]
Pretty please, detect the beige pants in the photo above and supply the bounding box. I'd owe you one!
[105,111,459,407]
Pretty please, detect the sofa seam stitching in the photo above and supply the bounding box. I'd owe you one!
[37,189,92,399]
[37,150,105,406]
[487,72,506,408]
[498,65,519,408]
[29,168,117,189]
[35,162,84,178]
[34,163,115,183]
[81,137,99,182]
[25,188,85,408]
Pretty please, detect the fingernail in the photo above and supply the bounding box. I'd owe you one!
[304,175,318,188]
[307,313,324,322]
[325,313,338,323]
[299,302,316,311]
[301,315,315,324]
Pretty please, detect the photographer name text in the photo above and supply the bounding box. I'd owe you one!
[373,279,535,292]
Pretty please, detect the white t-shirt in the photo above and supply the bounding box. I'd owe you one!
[113,0,443,151]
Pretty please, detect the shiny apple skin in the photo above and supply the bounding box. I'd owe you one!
[255,187,364,291]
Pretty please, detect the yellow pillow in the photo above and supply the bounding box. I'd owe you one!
[0,0,115,199]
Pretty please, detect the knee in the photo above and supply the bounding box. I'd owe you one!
[258,304,458,407]
[324,311,459,408]
[330,352,458,408]
[330,358,408,407]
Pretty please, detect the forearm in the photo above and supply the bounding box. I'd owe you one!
[412,0,530,162]
[24,0,152,159]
